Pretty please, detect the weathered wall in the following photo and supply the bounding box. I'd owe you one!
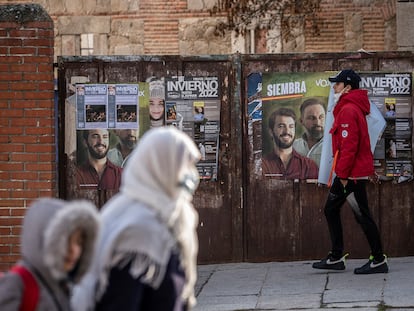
[0,4,55,270]
[397,0,414,51]
[302,0,397,53]
[241,52,414,262]
[0,0,404,59]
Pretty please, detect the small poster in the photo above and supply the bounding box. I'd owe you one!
[361,72,413,181]
[165,76,221,180]
[112,84,139,129]
[76,84,108,129]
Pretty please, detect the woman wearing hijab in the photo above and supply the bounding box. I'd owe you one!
[72,126,201,311]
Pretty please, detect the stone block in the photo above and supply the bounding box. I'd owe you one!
[179,17,231,55]
[187,0,216,10]
[39,0,65,15]
[65,0,85,14]
[94,34,108,55]
[344,12,363,51]
[58,16,111,34]
[111,19,144,44]
[94,0,111,14]
[113,44,144,55]
[61,34,78,56]
[110,0,140,13]
[397,2,414,49]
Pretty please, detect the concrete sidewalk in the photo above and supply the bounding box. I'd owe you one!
[194,256,414,311]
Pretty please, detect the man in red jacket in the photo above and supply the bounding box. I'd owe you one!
[312,69,388,274]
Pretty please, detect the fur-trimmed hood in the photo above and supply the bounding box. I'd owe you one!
[21,198,100,284]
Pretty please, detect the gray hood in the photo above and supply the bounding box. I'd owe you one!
[21,198,100,283]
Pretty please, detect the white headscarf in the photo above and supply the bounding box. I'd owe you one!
[120,126,201,307]
[72,126,201,310]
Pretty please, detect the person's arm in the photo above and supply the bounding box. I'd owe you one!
[0,273,24,311]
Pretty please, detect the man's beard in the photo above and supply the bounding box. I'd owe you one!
[121,137,137,150]
[273,133,294,149]
[308,126,324,140]
[87,144,108,159]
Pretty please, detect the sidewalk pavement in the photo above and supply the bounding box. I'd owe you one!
[194,256,414,311]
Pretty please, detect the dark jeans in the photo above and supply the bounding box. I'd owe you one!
[324,177,383,261]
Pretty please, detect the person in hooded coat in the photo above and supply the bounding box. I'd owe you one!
[72,126,201,311]
[312,69,388,274]
[0,197,100,311]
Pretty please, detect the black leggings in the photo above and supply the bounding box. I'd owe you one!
[324,177,383,260]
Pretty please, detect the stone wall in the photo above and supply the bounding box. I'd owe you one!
[41,0,232,59]
[397,0,414,51]
[0,0,405,60]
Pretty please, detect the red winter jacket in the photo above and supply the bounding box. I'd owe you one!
[330,89,374,179]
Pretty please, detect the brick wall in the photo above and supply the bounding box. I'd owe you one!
[141,0,187,54]
[0,4,55,270]
[305,0,396,52]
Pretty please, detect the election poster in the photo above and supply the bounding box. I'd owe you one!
[165,76,221,180]
[76,84,109,129]
[76,83,140,130]
[74,83,142,193]
[74,77,221,183]
[361,72,413,182]
[260,72,331,180]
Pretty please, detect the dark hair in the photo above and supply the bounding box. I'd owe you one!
[299,98,325,115]
[82,129,110,141]
[82,129,90,141]
[346,80,360,90]
[268,107,296,130]
[195,106,204,113]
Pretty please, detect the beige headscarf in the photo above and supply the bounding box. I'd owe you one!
[120,126,201,307]
[72,126,200,310]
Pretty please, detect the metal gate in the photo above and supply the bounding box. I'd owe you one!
[241,52,414,262]
[58,51,414,264]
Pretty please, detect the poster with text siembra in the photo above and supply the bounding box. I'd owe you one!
[261,72,330,180]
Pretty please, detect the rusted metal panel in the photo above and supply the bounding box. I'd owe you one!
[58,52,414,264]
[298,183,331,260]
[380,182,414,257]
[58,55,243,264]
[242,51,414,262]
[246,180,297,261]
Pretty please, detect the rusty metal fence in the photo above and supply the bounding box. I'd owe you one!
[58,51,414,264]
